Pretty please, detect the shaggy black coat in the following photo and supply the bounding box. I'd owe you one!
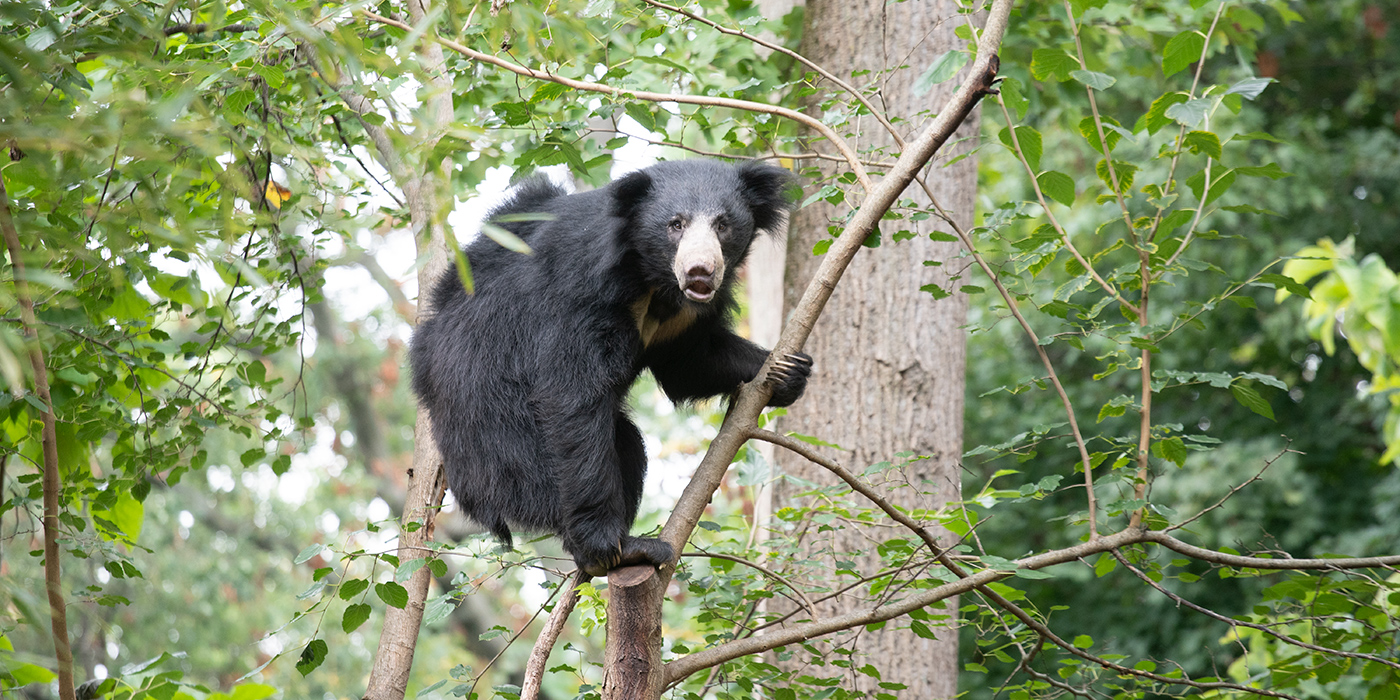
[410,160,811,576]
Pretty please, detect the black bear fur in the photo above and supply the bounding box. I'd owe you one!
[410,160,811,577]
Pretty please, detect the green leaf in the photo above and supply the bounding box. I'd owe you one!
[1224,77,1275,100]
[1230,383,1275,421]
[423,595,455,627]
[294,544,324,565]
[340,578,370,600]
[1071,69,1116,91]
[914,49,969,95]
[1073,634,1094,649]
[1256,273,1313,300]
[1069,0,1108,15]
[229,684,277,700]
[1094,554,1117,577]
[1164,98,1210,127]
[1095,160,1138,192]
[1078,115,1125,153]
[1182,131,1222,159]
[999,77,1029,120]
[1137,92,1188,134]
[921,283,952,300]
[342,604,371,633]
[787,432,846,450]
[1031,48,1078,83]
[1186,169,1236,205]
[998,125,1042,170]
[1234,162,1291,179]
[1162,31,1206,77]
[376,581,410,609]
[296,639,328,676]
[11,662,57,685]
[1037,171,1076,207]
[479,223,534,255]
[1152,436,1188,467]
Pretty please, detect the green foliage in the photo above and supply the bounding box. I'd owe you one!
[1283,238,1400,464]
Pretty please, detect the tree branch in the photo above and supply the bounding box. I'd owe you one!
[521,570,589,700]
[355,9,872,190]
[1112,550,1400,673]
[1,171,76,700]
[915,175,1099,537]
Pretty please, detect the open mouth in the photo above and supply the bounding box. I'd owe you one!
[684,279,715,302]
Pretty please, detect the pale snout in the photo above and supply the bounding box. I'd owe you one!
[672,217,725,303]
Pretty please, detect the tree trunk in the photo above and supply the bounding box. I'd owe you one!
[774,1,975,696]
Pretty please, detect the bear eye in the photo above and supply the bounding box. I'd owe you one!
[713,218,729,233]
[668,217,685,232]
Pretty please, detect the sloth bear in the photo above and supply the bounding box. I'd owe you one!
[410,160,812,577]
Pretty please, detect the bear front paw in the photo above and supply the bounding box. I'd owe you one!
[574,536,675,578]
[765,351,812,407]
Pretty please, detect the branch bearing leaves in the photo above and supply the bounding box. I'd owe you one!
[1224,77,1275,100]
[1256,273,1313,300]
[1136,92,1189,134]
[1037,171,1076,207]
[1031,48,1078,83]
[1078,115,1124,153]
[999,125,1042,170]
[1162,30,1206,77]
[296,639,328,676]
[1230,382,1275,420]
[1164,97,1211,127]
[375,581,409,609]
[342,603,371,633]
[1071,69,1116,91]
[914,49,969,96]
[1095,159,1138,193]
[921,283,952,300]
[1183,130,1222,159]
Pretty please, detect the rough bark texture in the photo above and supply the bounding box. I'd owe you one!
[601,566,667,700]
[774,1,976,696]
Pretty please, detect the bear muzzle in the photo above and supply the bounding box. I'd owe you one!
[673,216,725,303]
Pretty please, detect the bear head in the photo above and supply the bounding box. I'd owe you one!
[611,160,796,305]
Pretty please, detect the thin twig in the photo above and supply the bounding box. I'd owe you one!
[1168,444,1293,532]
[915,175,1099,538]
[995,96,1140,317]
[1163,1,1229,268]
[682,551,818,619]
[357,9,872,190]
[640,0,907,149]
[1113,550,1400,672]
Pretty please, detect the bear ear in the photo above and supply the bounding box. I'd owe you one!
[610,170,654,218]
[737,162,798,233]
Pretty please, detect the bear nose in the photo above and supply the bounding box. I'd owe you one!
[687,263,714,279]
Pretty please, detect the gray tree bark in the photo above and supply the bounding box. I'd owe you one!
[774,1,976,696]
